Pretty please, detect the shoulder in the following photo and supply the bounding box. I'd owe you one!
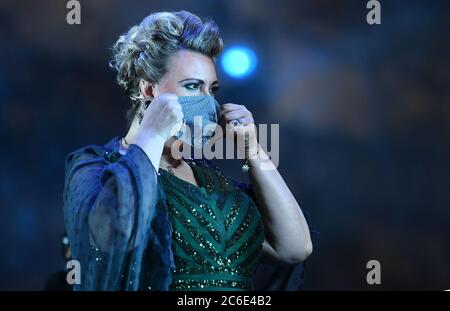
[64,137,123,183]
[65,137,122,169]
[66,143,107,162]
[65,143,108,172]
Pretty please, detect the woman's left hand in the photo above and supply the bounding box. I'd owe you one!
[219,103,259,158]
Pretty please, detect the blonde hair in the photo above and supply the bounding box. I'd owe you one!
[110,10,223,123]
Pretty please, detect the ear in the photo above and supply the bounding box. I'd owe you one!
[139,79,155,99]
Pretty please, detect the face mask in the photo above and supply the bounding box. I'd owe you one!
[176,95,220,148]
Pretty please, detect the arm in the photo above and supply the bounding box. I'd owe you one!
[62,94,181,290]
[64,131,165,253]
[248,148,313,264]
[64,92,181,254]
[219,103,313,264]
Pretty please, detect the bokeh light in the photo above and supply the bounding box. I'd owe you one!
[220,46,257,79]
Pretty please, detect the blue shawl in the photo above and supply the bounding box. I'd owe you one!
[63,136,308,290]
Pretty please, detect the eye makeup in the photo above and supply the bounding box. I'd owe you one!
[178,78,220,95]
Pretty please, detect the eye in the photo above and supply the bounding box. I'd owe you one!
[184,83,201,91]
[210,85,220,95]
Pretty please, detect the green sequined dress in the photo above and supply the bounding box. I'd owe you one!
[157,158,265,291]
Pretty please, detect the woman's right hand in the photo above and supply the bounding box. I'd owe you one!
[132,93,183,170]
[137,93,183,141]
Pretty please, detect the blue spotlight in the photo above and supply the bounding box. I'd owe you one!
[221,46,257,79]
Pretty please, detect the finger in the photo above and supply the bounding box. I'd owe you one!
[225,117,254,128]
[170,120,184,137]
[221,110,251,122]
[167,100,183,112]
[221,103,246,112]
[238,116,254,125]
[159,93,178,101]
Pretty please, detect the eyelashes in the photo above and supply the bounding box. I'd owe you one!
[183,82,220,94]
[183,82,200,91]
[210,85,220,94]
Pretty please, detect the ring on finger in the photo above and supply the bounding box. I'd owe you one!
[234,118,243,126]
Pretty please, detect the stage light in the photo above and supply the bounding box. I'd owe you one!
[221,46,257,79]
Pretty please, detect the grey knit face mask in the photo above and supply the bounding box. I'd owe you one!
[176,95,220,148]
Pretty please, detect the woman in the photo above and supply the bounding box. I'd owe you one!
[63,10,312,291]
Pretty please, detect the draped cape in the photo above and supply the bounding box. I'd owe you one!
[63,136,309,290]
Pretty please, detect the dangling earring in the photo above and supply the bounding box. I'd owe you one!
[137,97,153,125]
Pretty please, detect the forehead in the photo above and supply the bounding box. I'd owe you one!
[167,49,217,80]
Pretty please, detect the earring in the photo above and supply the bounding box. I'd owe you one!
[143,97,153,110]
[138,97,154,124]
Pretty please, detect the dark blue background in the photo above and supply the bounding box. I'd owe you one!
[0,0,449,289]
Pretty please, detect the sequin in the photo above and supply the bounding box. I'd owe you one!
[171,278,251,291]
[154,158,264,290]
